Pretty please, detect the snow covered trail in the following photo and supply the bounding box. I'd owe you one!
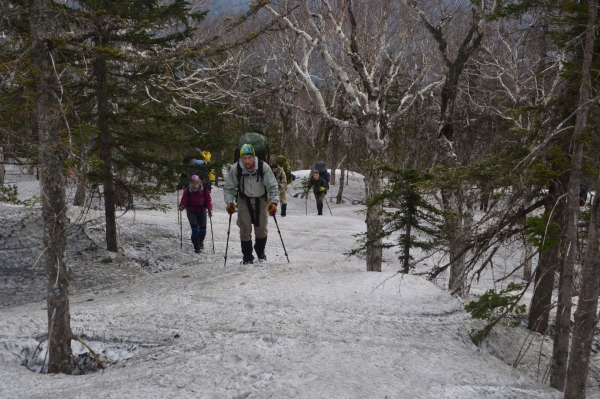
[0,260,559,398]
[0,175,561,398]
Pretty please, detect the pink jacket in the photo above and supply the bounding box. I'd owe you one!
[180,185,213,212]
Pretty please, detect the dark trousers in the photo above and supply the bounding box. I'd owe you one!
[186,209,207,251]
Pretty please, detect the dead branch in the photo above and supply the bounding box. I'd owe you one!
[72,335,106,370]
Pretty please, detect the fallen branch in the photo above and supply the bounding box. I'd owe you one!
[31,336,47,361]
[72,335,105,370]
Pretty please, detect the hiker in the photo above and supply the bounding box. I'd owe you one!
[190,156,212,192]
[271,163,288,217]
[201,150,215,183]
[223,143,280,264]
[179,174,213,253]
[304,170,329,215]
[178,153,212,191]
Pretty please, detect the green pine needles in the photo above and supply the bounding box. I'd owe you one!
[349,164,447,274]
[465,282,527,345]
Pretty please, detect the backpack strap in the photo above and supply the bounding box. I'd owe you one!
[236,159,265,200]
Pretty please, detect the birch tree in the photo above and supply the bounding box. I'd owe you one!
[265,0,435,271]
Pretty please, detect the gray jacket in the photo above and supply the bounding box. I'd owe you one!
[223,158,280,204]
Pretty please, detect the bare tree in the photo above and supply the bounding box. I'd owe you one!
[467,12,566,332]
[29,0,73,373]
[266,0,435,271]
[406,0,499,295]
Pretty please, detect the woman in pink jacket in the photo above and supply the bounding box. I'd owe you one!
[179,175,213,253]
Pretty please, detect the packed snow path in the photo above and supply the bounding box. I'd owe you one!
[0,171,561,398]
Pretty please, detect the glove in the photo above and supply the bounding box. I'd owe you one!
[303,188,308,193]
[207,209,212,218]
[178,205,185,212]
[319,187,325,192]
[226,202,236,215]
[268,202,277,216]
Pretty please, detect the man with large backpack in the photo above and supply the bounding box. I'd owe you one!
[224,143,280,264]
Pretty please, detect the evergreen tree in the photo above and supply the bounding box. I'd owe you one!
[350,165,447,274]
[55,0,209,250]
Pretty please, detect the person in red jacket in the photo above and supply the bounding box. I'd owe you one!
[179,174,213,253]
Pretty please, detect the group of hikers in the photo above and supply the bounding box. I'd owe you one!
[177,124,331,264]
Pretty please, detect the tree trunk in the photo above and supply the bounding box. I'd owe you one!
[364,162,383,272]
[96,54,118,251]
[555,0,597,392]
[330,153,336,186]
[29,0,73,374]
[528,181,564,334]
[523,236,533,282]
[444,188,471,297]
[329,127,338,186]
[73,173,87,207]
[565,171,600,398]
[279,108,292,156]
[336,161,345,204]
[402,222,411,274]
[0,145,5,184]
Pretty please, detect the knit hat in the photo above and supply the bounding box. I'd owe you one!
[240,143,255,157]
[191,174,200,182]
[271,163,279,169]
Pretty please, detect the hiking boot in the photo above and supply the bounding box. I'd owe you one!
[241,259,254,265]
[254,237,267,261]
[241,240,254,264]
[281,203,287,217]
[191,236,200,253]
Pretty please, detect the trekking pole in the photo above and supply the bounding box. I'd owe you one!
[224,213,232,267]
[177,189,180,224]
[179,210,183,250]
[177,189,182,250]
[209,211,215,254]
[271,214,290,263]
[324,195,333,216]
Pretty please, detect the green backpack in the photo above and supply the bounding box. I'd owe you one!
[235,132,270,164]
[273,155,293,184]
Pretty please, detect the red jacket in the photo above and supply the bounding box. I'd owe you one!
[180,185,212,212]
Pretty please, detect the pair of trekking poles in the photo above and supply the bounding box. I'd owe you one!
[304,193,333,216]
[177,189,216,254]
